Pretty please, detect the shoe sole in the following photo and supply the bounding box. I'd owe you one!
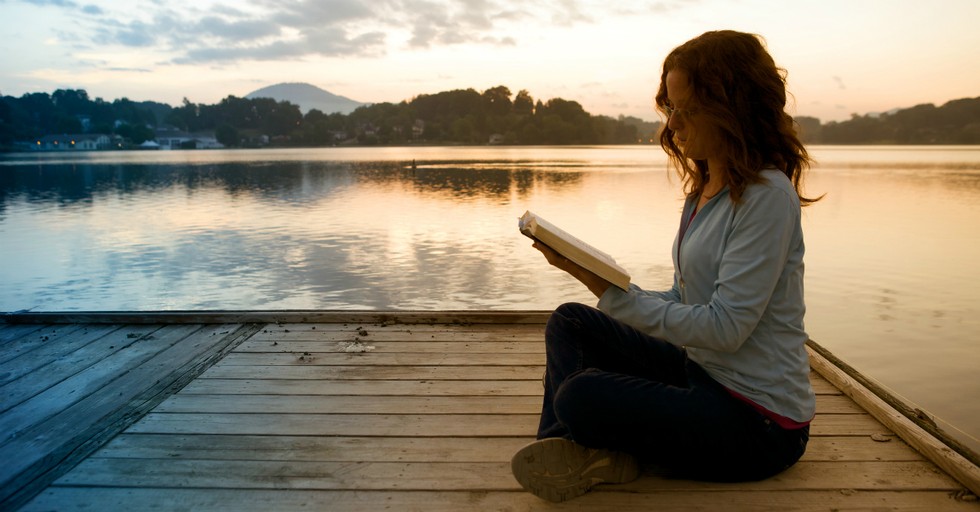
[511,438,640,503]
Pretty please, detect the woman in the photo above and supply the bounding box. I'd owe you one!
[511,30,820,503]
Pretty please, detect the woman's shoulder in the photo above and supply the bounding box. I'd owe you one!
[744,168,799,205]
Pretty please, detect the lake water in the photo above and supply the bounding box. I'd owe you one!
[2,145,978,455]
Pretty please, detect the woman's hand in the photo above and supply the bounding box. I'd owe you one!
[531,240,613,299]
[532,240,574,271]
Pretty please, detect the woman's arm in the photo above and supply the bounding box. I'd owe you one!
[531,240,612,299]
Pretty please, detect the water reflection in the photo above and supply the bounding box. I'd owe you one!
[0,157,608,312]
[0,160,592,212]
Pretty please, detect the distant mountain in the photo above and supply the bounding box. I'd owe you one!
[245,83,366,115]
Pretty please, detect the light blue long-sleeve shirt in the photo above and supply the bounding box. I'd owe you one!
[597,169,816,422]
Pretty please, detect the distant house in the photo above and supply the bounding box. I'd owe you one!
[359,123,378,137]
[328,130,349,142]
[33,134,111,151]
[153,130,224,150]
[488,133,505,145]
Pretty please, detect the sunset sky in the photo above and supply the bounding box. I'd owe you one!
[1,0,978,123]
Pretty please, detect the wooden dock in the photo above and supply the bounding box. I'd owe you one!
[1,311,978,511]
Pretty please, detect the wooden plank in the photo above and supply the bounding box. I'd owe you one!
[53,459,518,490]
[2,310,554,325]
[216,351,546,366]
[210,351,844,390]
[50,458,962,492]
[809,344,980,496]
[94,434,923,463]
[199,366,838,397]
[0,325,117,382]
[196,365,851,398]
[255,323,545,341]
[179,378,554,396]
[199,363,544,380]
[266,320,548,329]
[0,324,43,345]
[21,488,980,512]
[96,434,533,463]
[248,331,546,343]
[150,392,860,415]
[0,325,227,482]
[815,394,874,413]
[801,435,924,462]
[0,324,163,414]
[811,372,841,395]
[124,412,883,437]
[809,414,898,436]
[0,323,259,510]
[237,340,547,353]
[127,412,541,436]
[176,377,842,399]
[627,460,964,491]
[255,322,546,333]
[0,325,86,365]
[153,394,543,414]
[0,325,191,442]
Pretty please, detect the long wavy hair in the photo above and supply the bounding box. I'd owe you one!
[656,30,819,206]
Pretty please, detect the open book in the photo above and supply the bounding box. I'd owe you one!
[519,210,631,291]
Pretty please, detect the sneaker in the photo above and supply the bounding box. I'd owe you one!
[510,438,640,503]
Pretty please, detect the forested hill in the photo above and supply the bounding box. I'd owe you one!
[0,86,659,149]
[796,97,980,144]
[1,86,978,150]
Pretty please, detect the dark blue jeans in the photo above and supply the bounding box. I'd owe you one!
[538,302,809,482]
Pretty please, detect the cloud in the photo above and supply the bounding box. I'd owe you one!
[571,0,697,19]
[106,67,153,73]
[196,16,280,42]
[77,2,388,63]
[548,0,593,25]
[271,0,373,25]
[394,0,524,48]
[173,28,387,64]
[106,20,157,47]
[23,0,78,6]
[16,0,611,66]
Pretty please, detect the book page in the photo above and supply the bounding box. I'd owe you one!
[519,210,630,290]
[524,213,616,264]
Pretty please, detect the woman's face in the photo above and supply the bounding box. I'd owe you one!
[665,69,724,163]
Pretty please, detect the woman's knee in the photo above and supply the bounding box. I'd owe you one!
[553,370,605,437]
[547,302,589,330]
[545,303,589,350]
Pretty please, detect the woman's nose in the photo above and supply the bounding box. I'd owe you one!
[667,111,683,130]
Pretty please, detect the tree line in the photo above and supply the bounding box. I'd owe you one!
[796,97,980,144]
[1,86,978,151]
[0,89,171,149]
[0,86,660,150]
